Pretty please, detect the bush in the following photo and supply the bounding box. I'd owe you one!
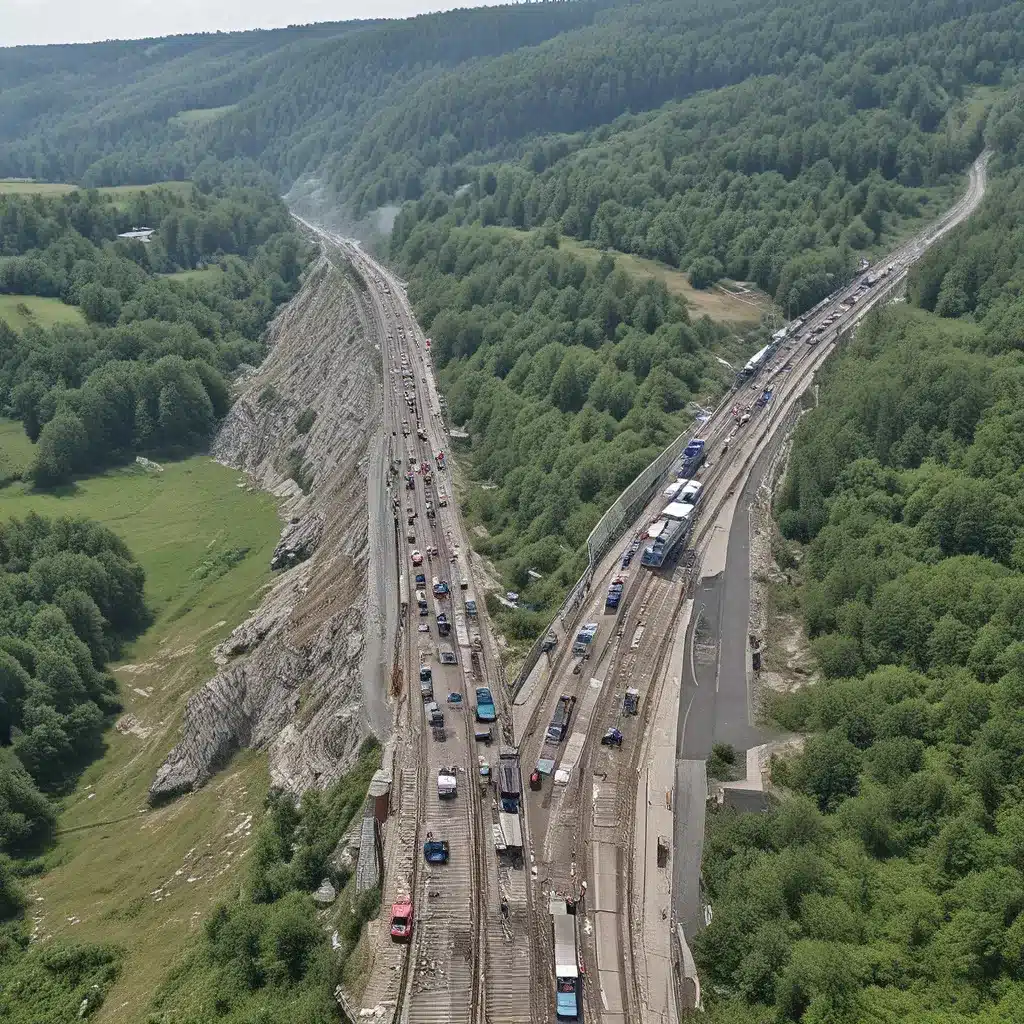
[689,256,724,290]
[294,407,317,434]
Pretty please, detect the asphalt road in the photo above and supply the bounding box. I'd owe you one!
[671,151,991,942]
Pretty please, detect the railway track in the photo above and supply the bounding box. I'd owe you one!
[518,150,991,1021]
[347,242,542,1024]
[297,151,989,1020]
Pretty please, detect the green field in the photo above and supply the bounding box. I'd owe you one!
[0,178,192,201]
[0,452,281,1023]
[0,293,85,331]
[0,178,77,195]
[162,266,223,284]
[169,104,237,128]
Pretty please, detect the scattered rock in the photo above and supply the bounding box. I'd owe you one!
[149,255,380,804]
[314,879,338,905]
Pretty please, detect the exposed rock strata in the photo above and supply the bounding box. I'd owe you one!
[150,255,382,803]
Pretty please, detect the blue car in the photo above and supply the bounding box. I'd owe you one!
[475,687,496,722]
[423,838,449,864]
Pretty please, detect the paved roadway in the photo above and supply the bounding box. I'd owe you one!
[672,150,991,942]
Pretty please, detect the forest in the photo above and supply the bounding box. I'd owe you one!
[0,182,305,485]
[694,138,1024,1021]
[0,513,146,1022]
[392,216,728,607]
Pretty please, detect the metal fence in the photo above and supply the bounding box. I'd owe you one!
[508,269,915,700]
[510,401,732,698]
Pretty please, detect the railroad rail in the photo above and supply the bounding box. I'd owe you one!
[345,241,541,1024]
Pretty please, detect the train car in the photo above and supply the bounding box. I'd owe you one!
[662,479,685,501]
[678,480,703,507]
[551,899,580,1019]
[737,344,770,381]
[678,438,706,478]
[640,503,695,568]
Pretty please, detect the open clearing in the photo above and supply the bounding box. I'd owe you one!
[0,293,85,331]
[484,225,771,325]
[162,267,224,284]
[0,178,192,201]
[0,452,281,1023]
[169,104,237,128]
[0,179,77,195]
[557,236,772,324]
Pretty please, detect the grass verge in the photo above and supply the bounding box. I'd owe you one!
[0,452,282,1024]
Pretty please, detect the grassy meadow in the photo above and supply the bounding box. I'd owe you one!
[0,294,85,331]
[0,444,282,1022]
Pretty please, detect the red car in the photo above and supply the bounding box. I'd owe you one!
[390,899,413,942]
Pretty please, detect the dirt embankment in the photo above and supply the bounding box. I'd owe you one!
[150,253,383,802]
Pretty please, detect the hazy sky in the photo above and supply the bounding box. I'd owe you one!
[2,1,508,48]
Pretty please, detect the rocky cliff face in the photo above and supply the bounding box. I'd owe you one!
[149,254,383,802]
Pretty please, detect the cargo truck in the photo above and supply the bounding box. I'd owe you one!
[498,750,522,813]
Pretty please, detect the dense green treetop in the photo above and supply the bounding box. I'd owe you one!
[0,513,146,857]
[698,130,1024,1024]
[0,182,307,484]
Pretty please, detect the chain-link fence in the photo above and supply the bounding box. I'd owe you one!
[510,404,729,698]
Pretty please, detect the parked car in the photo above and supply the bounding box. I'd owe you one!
[411,550,423,566]
[601,727,623,747]
[390,900,413,942]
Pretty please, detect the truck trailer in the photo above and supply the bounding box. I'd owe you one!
[498,750,522,813]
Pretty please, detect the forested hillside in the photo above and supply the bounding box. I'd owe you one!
[694,132,1024,1021]
[0,3,617,187]
[393,219,726,607]
[0,182,305,485]
[0,514,146,1022]
[2,2,1021,609]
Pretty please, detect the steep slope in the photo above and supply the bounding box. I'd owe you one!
[150,253,384,800]
[0,2,617,186]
